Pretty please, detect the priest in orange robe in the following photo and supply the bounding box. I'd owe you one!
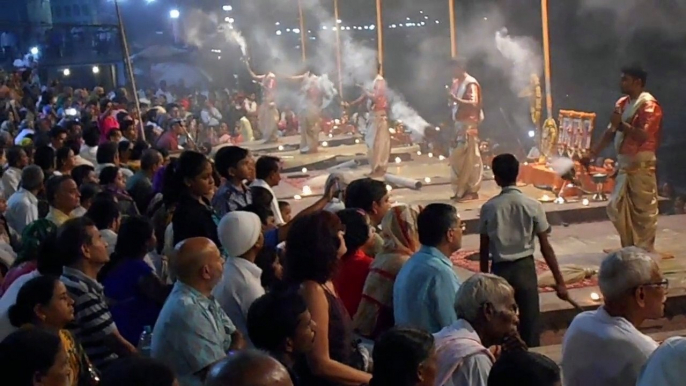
[583,65,663,252]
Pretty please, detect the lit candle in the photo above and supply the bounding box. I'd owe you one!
[301,167,308,173]
[294,195,302,200]
[322,141,329,147]
[394,157,401,164]
[386,184,393,191]
[302,186,312,195]
[278,145,284,151]
[424,177,431,183]
[438,155,445,161]
[416,151,422,155]
[355,139,360,144]
[590,292,600,301]
[582,198,590,206]
[428,152,434,158]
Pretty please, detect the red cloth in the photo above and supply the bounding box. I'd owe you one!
[156,131,179,152]
[372,77,388,111]
[333,249,373,317]
[451,78,482,123]
[98,114,120,144]
[615,95,663,155]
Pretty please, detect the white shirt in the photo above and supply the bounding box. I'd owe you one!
[637,336,686,386]
[434,319,493,386]
[249,179,285,225]
[100,229,118,256]
[212,257,265,346]
[5,188,39,234]
[561,306,658,386]
[201,107,222,127]
[14,128,34,145]
[155,89,174,103]
[0,270,41,341]
[79,144,98,165]
[1,167,22,198]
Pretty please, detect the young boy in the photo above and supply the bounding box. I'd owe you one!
[212,146,255,217]
[278,201,292,223]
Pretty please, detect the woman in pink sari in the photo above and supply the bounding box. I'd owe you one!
[353,205,421,339]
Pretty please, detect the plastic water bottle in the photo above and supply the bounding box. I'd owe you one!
[138,326,153,357]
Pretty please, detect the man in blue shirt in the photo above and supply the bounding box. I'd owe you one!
[394,203,464,333]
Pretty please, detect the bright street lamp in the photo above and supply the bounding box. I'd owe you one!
[169,9,180,19]
[92,66,100,74]
[222,5,232,11]
[62,68,70,76]
[30,46,39,55]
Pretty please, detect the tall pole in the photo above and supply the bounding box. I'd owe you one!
[541,0,553,119]
[375,0,384,76]
[449,0,457,57]
[114,0,145,140]
[298,0,307,63]
[333,0,343,99]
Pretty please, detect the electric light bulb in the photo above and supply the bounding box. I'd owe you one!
[301,167,308,173]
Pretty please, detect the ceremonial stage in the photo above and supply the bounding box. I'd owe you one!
[237,132,686,353]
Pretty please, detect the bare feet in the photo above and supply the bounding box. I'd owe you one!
[451,192,479,202]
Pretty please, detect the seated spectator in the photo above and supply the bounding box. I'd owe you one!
[284,211,372,385]
[213,211,265,345]
[86,195,121,255]
[354,205,420,339]
[5,164,43,234]
[80,124,99,165]
[212,146,255,217]
[118,140,132,164]
[100,166,139,215]
[72,182,102,217]
[487,351,560,386]
[8,275,98,385]
[394,203,463,333]
[250,186,275,210]
[101,216,169,346]
[279,200,292,222]
[45,175,81,226]
[53,145,76,176]
[247,288,315,386]
[561,246,665,386]
[205,350,294,386]
[100,357,176,386]
[344,178,391,256]
[127,149,162,214]
[152,237,244,386]
[130,140,151,162]
[2,146,29,197]
[434,273,522,386]
[254,247,283,290]
[637,336,686,386]
[166,151,221,249]
[333,209,375,317]
[107,128,123,143]
[72,164,98,187]
[155,118,184,152]
[66,138,93,167]
[0,329,70,385]
[95,141,133,180]
[49,125,68,149]
[250,155,285,224]
[370,328,437,386]
[60,217,137,370]
[34,145,56,182]
[0,220,60,340]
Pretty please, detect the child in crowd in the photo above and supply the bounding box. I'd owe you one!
[278,201,292,223]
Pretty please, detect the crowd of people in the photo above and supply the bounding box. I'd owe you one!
[0,72,678,386]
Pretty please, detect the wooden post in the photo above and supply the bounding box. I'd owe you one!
[333,0,343,99]
[541,0,553,119]
[298,0,307,63]
[375,0,383,76]
[449,0,457,57]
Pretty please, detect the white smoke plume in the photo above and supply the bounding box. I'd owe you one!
[181,9,250,56]
[230,30,248,56]
[495,28,542,95]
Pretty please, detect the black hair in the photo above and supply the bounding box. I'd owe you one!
[140,149,161,171]
[99,98,112,112]
[247,288,308,353]
[278,201,290,210]
[49,125,67,139]
[337,209,371,254]
[132,141,151,161]
[255,155,280,180]
[162,151,209,205]
[241,204,274,226]
[214,146,249,179]
[65,138,81,156]
[6,146,26,168]
[99,166,120,186]
[55,145,73,170]
[370,328,435,386]
[250,186,274,208]
[487,351,560,386]
[417,203,458,246]
[204,350,277,386]
[254,247,282,289]
[118,139,132,155]
[72,164,95,186]
[96,141,118,165]
[0,329,63,385]
[86,195,120,230]
[345,178,387,213]
[107,129,122,140]
[492,153,519,186]
[100,357,176,386]
[285,211,343,284]
[8,275,60,328]
[83,124,100,147]
[100,216,153,280]
[621,64,648,87]
[33,145,55,171]
[58,217,97,267]
[45,175,74,205]
[80,182,102,205]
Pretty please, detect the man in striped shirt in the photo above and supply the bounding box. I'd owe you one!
[59,217,137,370]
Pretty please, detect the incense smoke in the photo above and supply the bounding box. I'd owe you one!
[230,30,248,56]
[495,28,542,95]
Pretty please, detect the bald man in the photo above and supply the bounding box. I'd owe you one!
[205,350,294,386]
[151,237,245,386]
